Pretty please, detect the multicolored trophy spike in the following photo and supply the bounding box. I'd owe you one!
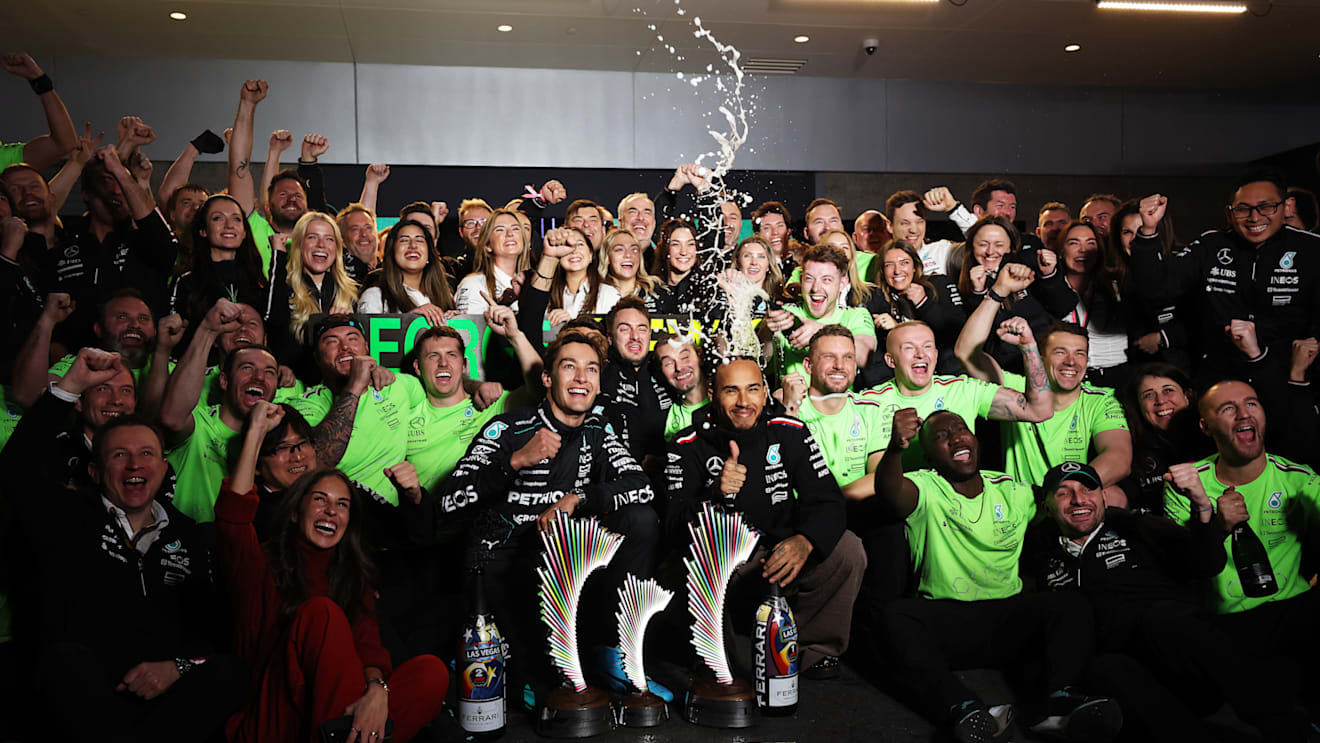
[684,502,760,685]
[537,511,625,693]
[615,575,674,693]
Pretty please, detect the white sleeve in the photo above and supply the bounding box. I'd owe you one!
[453,274,491,315]
[357,287,385,314]
[950,204,977,236]
[594,284,622,314]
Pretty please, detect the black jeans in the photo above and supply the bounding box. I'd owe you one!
[37,642,246,743]
[880,591,1095,717]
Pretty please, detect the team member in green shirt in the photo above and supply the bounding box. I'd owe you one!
[653,330,709,440]
[863,407,1121,743]
[199,302,303,406]
[786,325,887,487]
[764,244,877,379]
[958,292,1131,494]
[859,319,1053,471]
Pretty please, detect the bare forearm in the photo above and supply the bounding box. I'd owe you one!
[261,146,282,209]
[954,296,1000,368]
[1090,436,1132,487]
[359,182,380,216]
[12,317,57,408]
[311,391,360,467]
[228,102,257,213]
[39,91,77,155]
[136,350,173,421]
[47,158,86,213]
[160,329,217,431]
[232,429,264,494]
[531,254,557,291]
[1019,344,1052,419]
[159,143,198,207]
[116,170,155,221]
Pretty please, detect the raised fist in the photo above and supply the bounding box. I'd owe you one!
[240,80,268,104]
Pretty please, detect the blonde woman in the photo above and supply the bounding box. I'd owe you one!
[454,208,530,314]
[266,211,360,343]
[598,228,661,303]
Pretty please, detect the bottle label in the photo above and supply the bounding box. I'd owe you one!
[754,600,799,707]
[458,699,505,732]
[768,675,799,706]
[460,620,505,705]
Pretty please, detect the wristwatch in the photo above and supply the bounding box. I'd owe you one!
[367,677,390,694]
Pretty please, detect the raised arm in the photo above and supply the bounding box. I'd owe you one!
[359,164,390,216]
[226,80,268,215]
[158,130,223,208]
[10,293,74,408]
[866,408,921,520]
[232,400,284,494]
[261,129,293,211]
[159,299,240,438]
[95,146,154,220]
[47,124,100,212]
[136,313,187,421]
[2,53,77,169]
[307,355,375,467]
[485,303,544,404]
[955,263,1034,383]
[986,316,1053,423]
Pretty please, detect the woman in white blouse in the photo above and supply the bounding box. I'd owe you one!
[454,208,530,314]
[545,227,621,325]
[357,219,454,326]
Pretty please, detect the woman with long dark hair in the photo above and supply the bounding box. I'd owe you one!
[1107,200,1191,370]
[1051,220,1131,388]
[216,401,447,743]
[545,226,620,324]
[650,218,701,313]
[1115,363,1208,513]
[358,219,454,327]
[866,240,966,373]
[170,194,269,334]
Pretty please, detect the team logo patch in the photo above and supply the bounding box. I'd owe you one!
[1280,251,1297,270]
[63,245,79,258]
[410,416,425,430]
[163,540,182,553]
[1217,247,1233,266]
[464,407,474,418]
[1061,462,1082,473]
[849,415,862,438]
[767,444,781,465]
[993,503,1005,521]
[706,456,725,476]
[1268,491,1283,510]
[934,397,946,410]
[483,421,509,440]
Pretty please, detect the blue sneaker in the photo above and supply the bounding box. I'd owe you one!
[592,645,673,702]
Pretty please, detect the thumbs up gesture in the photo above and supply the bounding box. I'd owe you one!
[720,440,747,498]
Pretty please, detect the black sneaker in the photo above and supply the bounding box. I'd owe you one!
[802,655,840,680]
[1028,688,1122,742]
[949,700,1014,743]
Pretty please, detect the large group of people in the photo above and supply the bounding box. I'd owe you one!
[2,55,1320,743]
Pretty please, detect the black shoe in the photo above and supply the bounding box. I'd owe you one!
[1028,688,1122,742]
[802,655,840,680]
[948,700,1013,743]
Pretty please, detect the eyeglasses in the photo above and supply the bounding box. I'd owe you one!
[462,218,487,229]
[270,440,309,457]
[1229,200,1284,221]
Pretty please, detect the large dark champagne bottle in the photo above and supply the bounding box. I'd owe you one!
[1232,522,1278,598]
[458,568,506,739]
[754,581,799,716]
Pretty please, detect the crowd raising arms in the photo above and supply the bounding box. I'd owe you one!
[3,62,1320,743]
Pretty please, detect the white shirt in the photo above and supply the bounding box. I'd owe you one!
[454,267,518,314]
[918,239,956,277]
[102,496,170,554]
[560,282,622,318]
[358,284,432,314]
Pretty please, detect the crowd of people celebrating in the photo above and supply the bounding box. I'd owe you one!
[2,53,1320,743]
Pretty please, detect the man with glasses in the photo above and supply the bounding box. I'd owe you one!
[1129,168,1320,384]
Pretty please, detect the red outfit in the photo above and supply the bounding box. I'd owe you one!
[215,479,448,742]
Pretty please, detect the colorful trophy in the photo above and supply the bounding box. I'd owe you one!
[535,512,624,738]
[683,502,760,728]
[614,575,674,727]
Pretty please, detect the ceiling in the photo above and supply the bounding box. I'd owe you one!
[4,0,1319,88]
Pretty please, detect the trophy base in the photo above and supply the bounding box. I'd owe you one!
[536,686,615,738]
[615,690,669,727]
[682,677,755,728]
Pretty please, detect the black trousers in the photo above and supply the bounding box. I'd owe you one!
[475,504,660,696]
[880,591,1095,717]
[37,642,246,743]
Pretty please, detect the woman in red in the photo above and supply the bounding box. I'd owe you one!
[215,400,448,742]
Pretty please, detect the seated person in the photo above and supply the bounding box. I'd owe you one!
[667,357,866,679]
[854,408,1121,743]
[438,333,662,705]
[0,385,243,742]
[215,404,447,742]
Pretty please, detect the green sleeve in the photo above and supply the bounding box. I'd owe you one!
[1163,481,1192,525]
[247,213,275,278]
[288,388,331,425]
[971,377,1001,419]
[1090,393,1129,434]
[843,307,876,339]
[1001,371,1026,393]
[48,355,75,378]
[0,143,24,170]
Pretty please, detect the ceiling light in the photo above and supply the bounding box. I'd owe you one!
[1095,1,1247,13]
[793,35,810,43]
[497,24,513,32]
[1064,43,1081,52]
[169,11,187,20]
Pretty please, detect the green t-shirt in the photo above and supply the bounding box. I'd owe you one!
[789,252,874,286]
[906,469,1036,601]
[165,405,240,523]
[859,375,1000,471]
[290,375,426,504]
[202,365,304,408]
[49,354,171,385]
[248,213,276,278]
[0,387,22,453]
[1000,373,1128,486]
[1164,453,1320,615]
[797,393,888,486]
[775,304,876,380]
[664,399,709,441]
[0,142,24,171]
[406,390,509,493]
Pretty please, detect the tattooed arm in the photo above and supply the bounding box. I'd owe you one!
[227,80,268,216]
[308,356,376,467]
[986,316,1054,423]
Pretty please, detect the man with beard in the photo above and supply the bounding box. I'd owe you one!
[336,203,380,283]
[199,302,302,407]
[42,147,178,348]
[720,199,743,248]
[595,297,673,467]
[653,330,708,439]
[957,311,1131,493]
[804,198,844,244]
[783,326,887,488]
[865,408,1121,743]
[666,357,866,679]
[764,245,877,379]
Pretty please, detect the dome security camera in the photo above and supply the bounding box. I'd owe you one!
[863,38,879,56]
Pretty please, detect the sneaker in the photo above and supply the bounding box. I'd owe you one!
[802,655,840,680]
[948,700,1013,743]
[1028,687,1122,742]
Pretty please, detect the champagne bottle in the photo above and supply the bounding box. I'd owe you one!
[754,581,799,716]
[1232,522,1278,599]
[458,568,506,739]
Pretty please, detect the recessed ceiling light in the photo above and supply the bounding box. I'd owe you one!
[1064,43,1082,52]
[169,11,187,20]
[497,24,513,32]
[1095,1,1246,13]
[793,35,810,43]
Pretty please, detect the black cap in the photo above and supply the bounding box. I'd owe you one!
[309,314,366,346]
[1042,461,1102,496]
